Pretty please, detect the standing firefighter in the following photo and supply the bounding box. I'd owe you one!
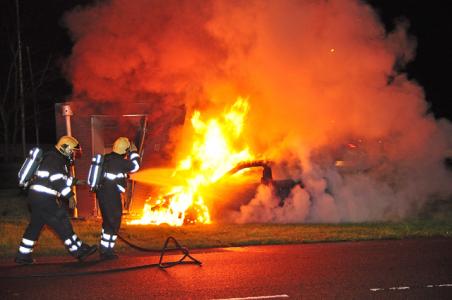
[96,137,140,259]
[15,136,97,264]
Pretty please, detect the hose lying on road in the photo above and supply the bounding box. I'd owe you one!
[0,235,202,279]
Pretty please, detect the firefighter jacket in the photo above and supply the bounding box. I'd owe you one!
[29,148,75,199]
[101,151,140,193]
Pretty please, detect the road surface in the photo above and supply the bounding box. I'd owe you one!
[1,238,451,299]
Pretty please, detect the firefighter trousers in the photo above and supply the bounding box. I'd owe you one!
[22,190,75,242]
[96,187,123,235]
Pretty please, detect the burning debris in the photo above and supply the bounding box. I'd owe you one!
[63,0,452,224]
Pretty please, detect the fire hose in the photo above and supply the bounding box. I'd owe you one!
[0,234,202,279]
[117,233,202,268]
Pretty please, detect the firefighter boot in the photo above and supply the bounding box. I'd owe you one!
[15,238,36,265]
[99,230,119,260]
[14,252,35,265]
[75,243,98,261]
[99,246,119,260]
[65,234,97,261]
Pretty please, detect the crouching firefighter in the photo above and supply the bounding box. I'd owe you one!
[94,137,140,259]
[15,136,97,265]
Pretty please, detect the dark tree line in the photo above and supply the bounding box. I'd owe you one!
[0,0,80,162]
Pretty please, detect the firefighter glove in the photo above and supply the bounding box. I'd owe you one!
[68,196,77,209]
[130,142,138,152]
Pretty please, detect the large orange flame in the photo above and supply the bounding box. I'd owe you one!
[128,97,254,226]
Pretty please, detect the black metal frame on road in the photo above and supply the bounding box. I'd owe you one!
[118,234,202,268]
[0,235,202,279]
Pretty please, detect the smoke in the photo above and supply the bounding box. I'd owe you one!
[63,0,452,223]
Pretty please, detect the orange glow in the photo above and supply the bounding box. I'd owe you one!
[128,97,254,226]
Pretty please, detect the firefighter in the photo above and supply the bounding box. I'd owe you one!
[15,136,97,265]
[96,137,140,259]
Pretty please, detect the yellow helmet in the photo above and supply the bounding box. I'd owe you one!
[55,136,81,160]
[113,137,131,155]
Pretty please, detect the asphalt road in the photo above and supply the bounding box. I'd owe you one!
[1,238,451,299]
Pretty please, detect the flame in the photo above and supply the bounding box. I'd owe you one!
[128,97,254,226]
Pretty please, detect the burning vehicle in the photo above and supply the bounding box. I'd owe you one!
[136,160,304,225]
[125,98,309,226]
[205,160,305,223]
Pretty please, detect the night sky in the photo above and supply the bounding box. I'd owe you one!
[1,0,451,143]
[367,0,452,120]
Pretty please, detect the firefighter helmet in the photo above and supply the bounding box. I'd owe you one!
[112,137,131,155]
[55,136,81,161]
